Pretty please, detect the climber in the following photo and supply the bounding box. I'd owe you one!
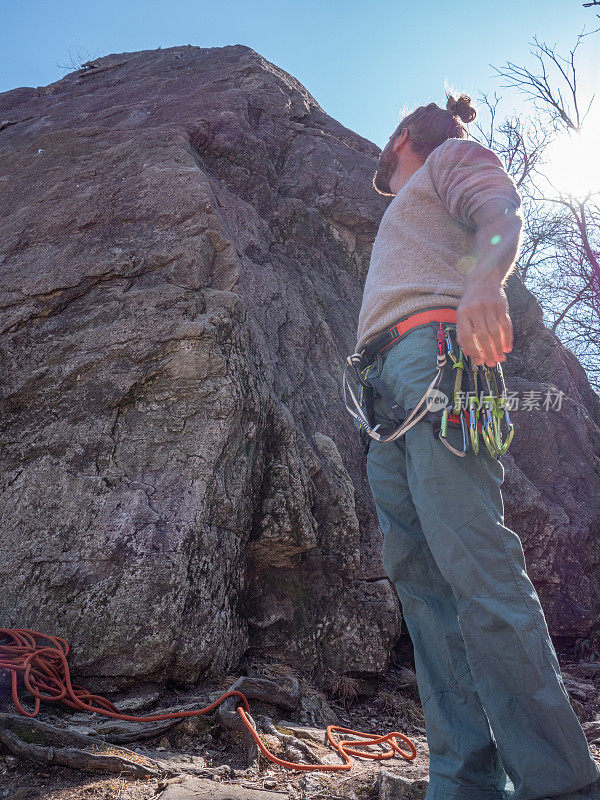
[345,92,600,799]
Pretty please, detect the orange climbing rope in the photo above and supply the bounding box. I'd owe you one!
[0,628,417,772]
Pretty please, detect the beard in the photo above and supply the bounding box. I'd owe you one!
[372,142,398,195]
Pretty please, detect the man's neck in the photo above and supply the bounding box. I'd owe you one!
[390,160,424,194]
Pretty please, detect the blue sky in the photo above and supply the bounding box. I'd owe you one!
[2,1,600,149]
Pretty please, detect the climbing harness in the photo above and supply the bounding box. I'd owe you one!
[0,628,418,773]
[342,308,514,459]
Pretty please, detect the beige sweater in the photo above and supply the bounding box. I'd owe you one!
[355,137,522,352]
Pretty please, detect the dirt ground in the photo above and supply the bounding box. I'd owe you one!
[1,637,599,800]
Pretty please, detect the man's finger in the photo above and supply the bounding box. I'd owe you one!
[464,331,486,366]
[457,322,480,364]
[473,329,495,366]
[468,310,495,365]
[484,319,505,364]
[474,307,507,365]
[498,309,513,353]
[469,334,485,366]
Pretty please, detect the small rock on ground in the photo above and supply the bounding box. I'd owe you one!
[156,776,288,799]
[379,770,428,800]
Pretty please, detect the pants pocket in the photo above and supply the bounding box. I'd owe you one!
[379,326,441,410]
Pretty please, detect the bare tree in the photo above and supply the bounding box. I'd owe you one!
[474,92,554,188]
[490,30,598,131]
[480,29,600,390]
[56,45,102,74]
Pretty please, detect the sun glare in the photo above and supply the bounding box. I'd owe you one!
[543,106,600,199]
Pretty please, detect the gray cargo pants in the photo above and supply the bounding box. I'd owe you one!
[360,322,600,800]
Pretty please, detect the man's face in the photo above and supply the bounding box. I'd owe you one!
[373,135,399,196]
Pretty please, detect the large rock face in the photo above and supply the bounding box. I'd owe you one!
[497,286,600,639]
[0,44,598,689]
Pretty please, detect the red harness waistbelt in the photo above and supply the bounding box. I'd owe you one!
[360,307,458,361]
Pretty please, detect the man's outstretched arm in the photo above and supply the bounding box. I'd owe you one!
[456,198,524,367]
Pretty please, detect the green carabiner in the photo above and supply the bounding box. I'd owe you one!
[495,394,514,455]
[468,399,480,454]
[479,368,498,456]
[468,363,480,454]
[452,349,465,415]
[481,395,499,456]
[491,363,514,455]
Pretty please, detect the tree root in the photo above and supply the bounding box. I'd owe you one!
[69,717,184,745]
[217,675,301,735]
[0,712,161,778]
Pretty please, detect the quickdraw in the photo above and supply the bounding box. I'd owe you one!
[342,320,514,459]
[342,330,447,445]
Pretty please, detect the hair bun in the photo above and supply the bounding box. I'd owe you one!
[446,93,477,124]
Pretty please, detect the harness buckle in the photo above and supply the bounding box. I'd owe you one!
[436,322,446,357]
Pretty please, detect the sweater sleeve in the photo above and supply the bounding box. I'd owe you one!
[430,139,522,230]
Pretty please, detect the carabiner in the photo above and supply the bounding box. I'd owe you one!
[451,349,465,414]
[491,363,514,455]
[495,397,514,455]
[346,353,373,389]
[468,363,480,454]
[481,396,499,456]
[439,405,468,457]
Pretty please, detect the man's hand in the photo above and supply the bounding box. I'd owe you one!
[457,278,512,366]
[456,199,523,367]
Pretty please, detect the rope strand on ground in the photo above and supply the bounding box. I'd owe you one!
[0,628,418,772]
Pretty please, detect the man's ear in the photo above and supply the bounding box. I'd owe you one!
[393,128,409,152]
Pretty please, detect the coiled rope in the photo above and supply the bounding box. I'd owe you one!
[0,628,417,772]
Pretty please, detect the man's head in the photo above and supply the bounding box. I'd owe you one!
[372,127,418,196]
[373,91,477,196]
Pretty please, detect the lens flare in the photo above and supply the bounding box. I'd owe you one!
[543,106,600,198]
